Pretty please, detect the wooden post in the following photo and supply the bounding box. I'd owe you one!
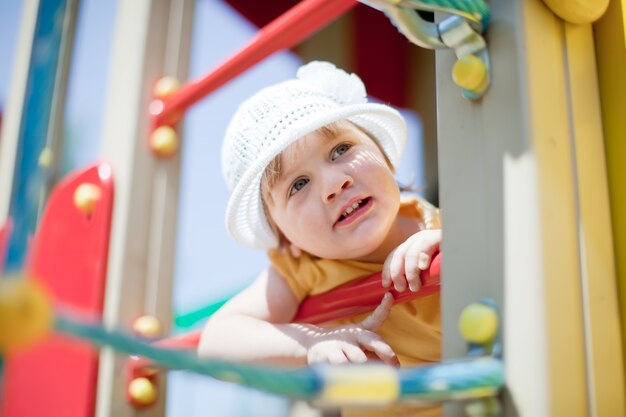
[95,1,194,416]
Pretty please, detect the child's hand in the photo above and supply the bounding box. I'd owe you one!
[302,293,399,366]
[382,229,442,292]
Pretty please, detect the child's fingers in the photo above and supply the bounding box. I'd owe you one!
[419,230,442,269]
[381,248,396,288]
[358,335,399,366]
[382,245,407,290]
[417,252,431,270]
[404,253,422,292]
[309,346,350,365]
[386,245,409,291]
[403,230,442,291]
[360,292,394,331]
[342,345,368,364]
[327,350,350,365]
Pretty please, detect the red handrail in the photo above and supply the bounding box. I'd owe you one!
[143,252,441,351]
[294,252,441,323]
[126,252,441,380]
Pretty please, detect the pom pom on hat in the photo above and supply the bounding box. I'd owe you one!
[222,61,407,249]
[296,61,367,105]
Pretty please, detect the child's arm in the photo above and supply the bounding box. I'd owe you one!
[198,266,398,367]
[382,229,442,292]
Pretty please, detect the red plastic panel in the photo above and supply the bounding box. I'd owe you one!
[0,219,12,274]
[2,164,114,417]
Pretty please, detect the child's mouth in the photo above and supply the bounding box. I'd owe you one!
[335,197,371,225]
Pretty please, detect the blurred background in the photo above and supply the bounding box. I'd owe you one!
[0,1,437,416]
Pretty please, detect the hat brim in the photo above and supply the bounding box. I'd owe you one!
[225,102,407,249]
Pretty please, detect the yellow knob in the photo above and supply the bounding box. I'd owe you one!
[132,315,162,339]
[153,76,180,99]
[73,183,102,215]
[149,126,179,157]
[0,278,53,353]
[541,0,609,24]
[128,377,158,406]
[38,147,54,169]
[452,55,488,94]
[458,303,498,345]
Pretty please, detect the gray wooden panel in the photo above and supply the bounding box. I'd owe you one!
[436,1,532,415]
[436,0,526,360]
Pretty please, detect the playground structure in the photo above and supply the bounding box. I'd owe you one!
[0,0,625,416]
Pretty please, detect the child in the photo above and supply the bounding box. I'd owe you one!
[199,61,442,416]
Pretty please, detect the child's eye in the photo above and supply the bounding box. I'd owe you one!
[289,177,309,196]
[331,143,352,160]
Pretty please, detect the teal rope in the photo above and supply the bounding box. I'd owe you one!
[174,294,234,330]
[54,314,321,399]
[54,312,504,403]
[409,0,490,27]
[399,357,504,400]
[413,0,488,16]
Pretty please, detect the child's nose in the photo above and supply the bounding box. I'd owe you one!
[323,175,353,203]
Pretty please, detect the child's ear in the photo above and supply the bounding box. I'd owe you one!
[288,242,303,258]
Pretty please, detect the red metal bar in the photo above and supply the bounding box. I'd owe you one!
[150,0,359,127]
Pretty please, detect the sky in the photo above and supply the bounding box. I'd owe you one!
[0,2,23,107]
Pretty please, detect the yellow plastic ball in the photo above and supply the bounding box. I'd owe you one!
[38,147,54,169]
[458,303,498,345]
[452,55,488,94]
[541,0,609,24]
[132,315,162,339]
[73,183,102,215]
[0,278,53,353]
[149,126,179,157]
[128,377,158,406]
[153,76,180,99]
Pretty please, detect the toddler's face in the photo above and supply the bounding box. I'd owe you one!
[265,121,400,259]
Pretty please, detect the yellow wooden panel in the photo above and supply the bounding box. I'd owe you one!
[623,0,626,45]
[521,1,588,415]
[566,21,626,415]
[595,0,626,391]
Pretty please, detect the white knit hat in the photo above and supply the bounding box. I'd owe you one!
[222,61,407,249]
